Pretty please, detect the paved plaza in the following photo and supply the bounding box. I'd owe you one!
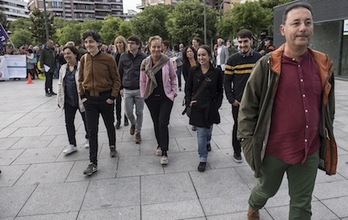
[0,78,347,220]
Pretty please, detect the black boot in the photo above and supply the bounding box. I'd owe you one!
[124,115,129,126]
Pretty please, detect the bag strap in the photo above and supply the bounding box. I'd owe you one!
[192,76,211,100]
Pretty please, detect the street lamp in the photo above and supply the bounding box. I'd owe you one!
[203,0,207,44]
[43,0,49,41]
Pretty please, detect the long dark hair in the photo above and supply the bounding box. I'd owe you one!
[182,46,197,64]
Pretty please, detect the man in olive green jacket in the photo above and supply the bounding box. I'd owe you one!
[237,3,337,220]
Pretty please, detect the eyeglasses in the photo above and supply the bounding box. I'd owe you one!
[128,41,136,45]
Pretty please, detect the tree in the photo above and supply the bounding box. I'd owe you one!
[11,29,33,47]
[131,4,173,43]
[55,22,82,46]
[220,2,272,39]
[166,0,218,46]
[80,20,102,33]
[100,15,123,44]
[30,8,55,43]
[9,18,31,32]
[117,21,133,40]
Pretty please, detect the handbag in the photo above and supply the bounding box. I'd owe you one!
[182,76,211,118]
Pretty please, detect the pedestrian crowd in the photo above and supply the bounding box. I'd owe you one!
[1,3,338,220]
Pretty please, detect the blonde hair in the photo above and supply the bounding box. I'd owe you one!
[147,35,162,47]
[114,35,128,54]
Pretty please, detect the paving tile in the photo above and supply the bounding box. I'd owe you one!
[322,196,348,218]
[162,151,203,173]
[200,196,249,216]
[19,182,88,216]
[15,162,74,185]
[66,158,118,182]
[9,127,49,138]
[141,173,197,205]
[0,149,25,165]
[12,147,62,165]
[211,134,231,149]
[81,177,140,210]
[142,200,204,220]
[0,185,37,218]
[313,180,348,200]
[266,200,338,220]
[15,212,78,220]
[8,117,45,128]
[190,168,250,199]
[77,206,140,220]
[0,127,18,138]
[0,137,20,150]
[10,136,55,150]
[117,155,164,177]
[206,209,273,220]
[0,165,29,187]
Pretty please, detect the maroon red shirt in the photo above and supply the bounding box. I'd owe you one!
[266,51,322,164]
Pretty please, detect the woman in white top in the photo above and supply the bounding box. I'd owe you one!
[57,45,89,155]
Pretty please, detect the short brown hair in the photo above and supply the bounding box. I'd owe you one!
[282,3,313,24]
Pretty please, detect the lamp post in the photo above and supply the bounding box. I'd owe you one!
[43,0,49,41]
[203,0,207,44]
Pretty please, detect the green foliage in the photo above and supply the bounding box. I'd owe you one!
[80,20,102,33]
[100,15,123,44]
[166,0,218,45]
[9,18,31,32]
[30,8,55,43]
[117,21,133,39]
[11,29,33,47]
[218,2,272,39]
[259,0,293,8]
[55,22,82,46]
[131,4,173,43]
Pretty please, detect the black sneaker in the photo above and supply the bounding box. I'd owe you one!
[83,163,97,176]
[233,153,243,163]
[45,92,52,97]
[124,116,129,126]
[198,162,206,172]
[130,124,135,135]
[50,91,57,95]
[115,121,121,130]
[207,144,211,152]
[110,146,118,157]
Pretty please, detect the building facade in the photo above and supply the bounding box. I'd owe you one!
[274,0,348,78]
[0,0,29,21]
[28,0,124,21]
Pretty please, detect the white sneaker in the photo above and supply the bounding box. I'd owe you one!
[84,139,89,148]
[63,144,77,155]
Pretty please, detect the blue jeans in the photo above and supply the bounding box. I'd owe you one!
[124,89,144,134]
[196,125,213,162]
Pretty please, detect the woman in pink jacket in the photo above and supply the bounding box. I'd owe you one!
[140,35,177,165]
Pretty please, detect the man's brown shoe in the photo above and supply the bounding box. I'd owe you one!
[247,206,260,220]
[135,133,141,144]
[130,124,135,135]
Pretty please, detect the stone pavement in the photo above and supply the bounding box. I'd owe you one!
[0,78,347,220]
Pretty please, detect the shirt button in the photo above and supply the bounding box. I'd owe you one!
[305,139,308,142]
[305,110,308,112]
[306,125,309,128]
[300,79,303,82]
[298,65,301,67]
[303,94,306,97]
